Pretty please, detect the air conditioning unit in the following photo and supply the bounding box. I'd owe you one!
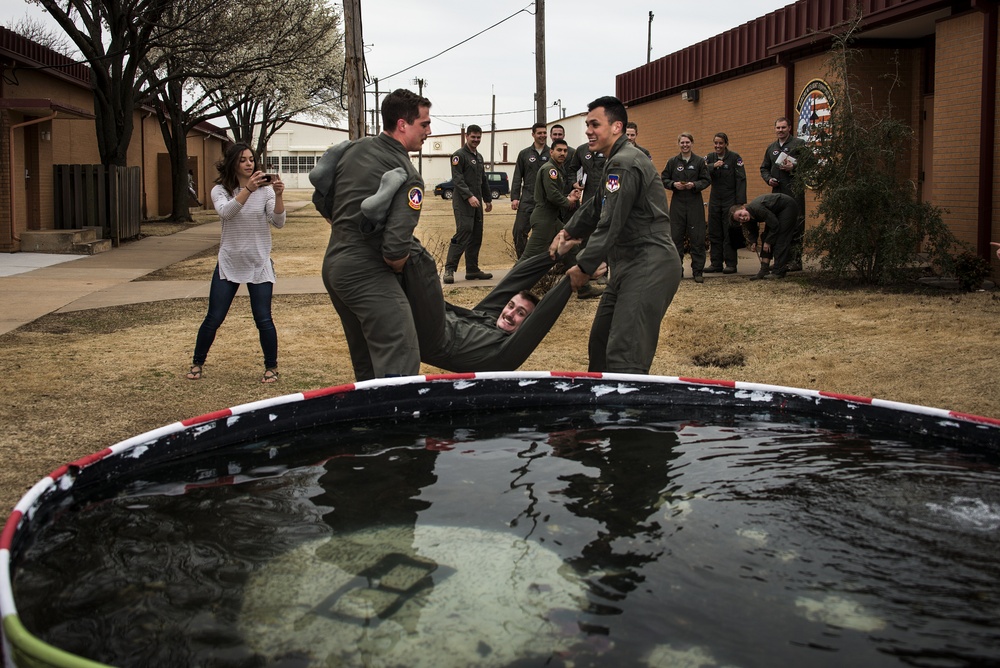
[432,141,442,150]
[681,89,699,102]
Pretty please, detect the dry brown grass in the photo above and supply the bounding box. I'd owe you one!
[2,190,999,512]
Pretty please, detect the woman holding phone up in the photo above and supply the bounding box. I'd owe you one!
[186,143,285,383]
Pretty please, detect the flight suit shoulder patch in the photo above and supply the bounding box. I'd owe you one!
[548,168,559,180]
[451,155,459,166]
[606,174,620,193]
[408,187,423,210]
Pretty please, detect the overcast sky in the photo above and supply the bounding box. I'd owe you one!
[2,0,794,133]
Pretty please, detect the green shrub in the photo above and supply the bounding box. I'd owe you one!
[799,22,962,285]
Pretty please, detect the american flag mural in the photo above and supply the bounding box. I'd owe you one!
[798,90,831,140]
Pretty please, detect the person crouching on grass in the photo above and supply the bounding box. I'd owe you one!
[729,193,798,280]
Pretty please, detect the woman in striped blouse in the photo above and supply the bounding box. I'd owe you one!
[186,143,285,383]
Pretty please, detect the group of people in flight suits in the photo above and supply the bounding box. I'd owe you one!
[313,87,805,384]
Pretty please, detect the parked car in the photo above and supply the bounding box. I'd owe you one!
[434,172,510,200]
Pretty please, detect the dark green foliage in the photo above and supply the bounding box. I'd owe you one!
[953,251,991,292]
[800,26,963,285]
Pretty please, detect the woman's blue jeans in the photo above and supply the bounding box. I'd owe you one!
[192,265,277,368]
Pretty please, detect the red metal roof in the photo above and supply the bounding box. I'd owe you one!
[0,27,90,87]
[616,0,957,105]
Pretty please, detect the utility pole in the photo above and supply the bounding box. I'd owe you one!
[535,0,546,125]
[413,77,428,176]
[490,93,497,169]
[647,11,654,64]
[343,0,365,139]
[373,77,381,135]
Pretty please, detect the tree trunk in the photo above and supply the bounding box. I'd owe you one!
[156,80,196,222]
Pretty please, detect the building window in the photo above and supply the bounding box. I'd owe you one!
[278,155,320,173]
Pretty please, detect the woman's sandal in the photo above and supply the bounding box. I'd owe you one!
[186,365,202,380]
[261,368,280,384]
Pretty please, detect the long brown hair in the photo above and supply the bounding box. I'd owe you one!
[215,142,256,195]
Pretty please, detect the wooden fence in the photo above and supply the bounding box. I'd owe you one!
[53,164,142,244]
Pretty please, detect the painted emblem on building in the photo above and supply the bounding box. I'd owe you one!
[796,79,835,189]
[796,79,835,141]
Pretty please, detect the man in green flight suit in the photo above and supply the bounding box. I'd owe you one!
[400,234,584,372]
[443,124,493,284]
[555,95,681,374]
[510,123,550,258]
[518,138,580,262]
[760,116,807,270]
[315,88,431,381]
[662,132,711,283]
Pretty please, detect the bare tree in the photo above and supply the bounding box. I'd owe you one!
[30,0,209,166]
[142,0,342,220]
[4,15,78,57]
[206,0,345,163]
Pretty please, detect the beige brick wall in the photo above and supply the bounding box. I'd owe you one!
[933,11,983,247]
[629,66,818,216]
[627,27,986,257]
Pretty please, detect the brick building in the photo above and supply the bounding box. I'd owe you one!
[1,27,229,252]
[617,0,998,274]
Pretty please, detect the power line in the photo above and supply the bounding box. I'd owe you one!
[432,108,535,119]
[368,5,532,86]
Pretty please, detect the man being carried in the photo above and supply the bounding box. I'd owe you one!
[401,235,586,372]
[443,124,493,284]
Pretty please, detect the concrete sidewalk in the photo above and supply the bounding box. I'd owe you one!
[0,212,786,336]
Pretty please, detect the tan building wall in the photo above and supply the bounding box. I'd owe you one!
[629,66,824,217]
[628,38,973,254]
[933,11,983,247]
[3,88,228,248]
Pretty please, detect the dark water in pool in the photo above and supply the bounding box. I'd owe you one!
[12,407,1000,667]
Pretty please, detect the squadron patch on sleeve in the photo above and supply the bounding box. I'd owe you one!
[605,174,620,193]
[548,168,559,180]
[451,156,460,166]
[736,158,744,166]
[408,187,423,211]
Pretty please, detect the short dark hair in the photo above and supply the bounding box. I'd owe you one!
[531,122,547,133]
[714,132,729,145]
[626,121,638,131]
[775,116,790,126]
[551,124,565,132]
[587,96,628,127]
[517,290,540,307]
[551,138,568,148]
[467,124,483,134]
[382,88,431,131]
